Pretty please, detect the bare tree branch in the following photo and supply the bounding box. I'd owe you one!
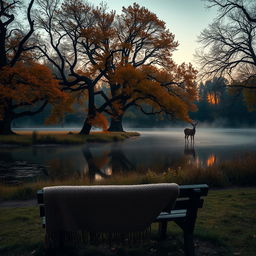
[197,0,256,83]
[10,0,35,66]
[13,100,48,118]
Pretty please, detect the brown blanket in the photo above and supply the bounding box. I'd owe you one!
[43,183,179,245]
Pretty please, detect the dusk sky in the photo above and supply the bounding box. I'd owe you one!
[92,0,218,67]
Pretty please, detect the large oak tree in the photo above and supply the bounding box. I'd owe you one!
[82,3,198,131]
[35,0,114,134]
[36,0,197,133]
[0,0,68,134]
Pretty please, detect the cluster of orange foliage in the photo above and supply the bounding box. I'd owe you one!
[228,73,256,111]
[88,112,108,131]
[235,76,256,111]
[0,61,71,123]
[110,63,197,122]
[243,89,256,111]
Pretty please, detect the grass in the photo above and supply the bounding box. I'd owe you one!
[0,188,255,255]
[196,188,256,256]
[0,131,140,145]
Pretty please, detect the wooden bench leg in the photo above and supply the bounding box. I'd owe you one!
[184,230,195,256]
[158,221,167,240]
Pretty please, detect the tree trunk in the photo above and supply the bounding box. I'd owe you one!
[108,114,124,132]
[79,117,92,135]
[79,85,95,135]
[0,112,14,135]
[82,146,99,182]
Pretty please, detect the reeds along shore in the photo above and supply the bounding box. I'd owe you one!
[0,153,256,201]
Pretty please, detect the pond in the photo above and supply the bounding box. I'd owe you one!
[1,128,256,184]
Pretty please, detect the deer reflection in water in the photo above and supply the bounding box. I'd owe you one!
[184,141,196,160]
[183,139,201,167]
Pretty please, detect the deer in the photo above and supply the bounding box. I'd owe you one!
[184,121,198,142]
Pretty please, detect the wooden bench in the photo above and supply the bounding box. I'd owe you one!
[154,184,208,256]
[37,184,208,256]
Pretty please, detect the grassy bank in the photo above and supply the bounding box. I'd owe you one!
[0,188,255,255]
[0,131,140,145]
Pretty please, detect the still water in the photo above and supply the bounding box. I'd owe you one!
[1,128,256,184]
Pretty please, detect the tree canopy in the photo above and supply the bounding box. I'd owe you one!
[101,3,198,130]
[0,0,70,134]
[39,1,198,132]
[0,0,198,133]
[0,60,69,122]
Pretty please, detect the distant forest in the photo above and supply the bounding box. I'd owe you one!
[13,78,256,128]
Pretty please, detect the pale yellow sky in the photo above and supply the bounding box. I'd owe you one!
[92,0,217,67]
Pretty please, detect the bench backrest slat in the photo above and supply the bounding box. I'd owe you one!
[37,184,208,222]
[178,184,208,197]
[174,198,204,210]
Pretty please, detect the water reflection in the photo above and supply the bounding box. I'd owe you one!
[183,141,200,168]
[184,141,196,159]
[82,143,136,181]
[207,154,217,167]
[109,144,135,172]
[82,146,111,181]
[1,128,256,184]
[183,142,218,168]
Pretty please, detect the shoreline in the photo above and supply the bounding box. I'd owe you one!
[0,131,140,146]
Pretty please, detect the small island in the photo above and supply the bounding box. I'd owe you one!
[0,131,140,146]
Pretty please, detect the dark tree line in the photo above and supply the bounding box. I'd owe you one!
[14,77,256,128]
[190,77,256,126]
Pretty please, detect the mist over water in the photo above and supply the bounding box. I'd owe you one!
[1,128,256,183]
[134,128,256,147]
